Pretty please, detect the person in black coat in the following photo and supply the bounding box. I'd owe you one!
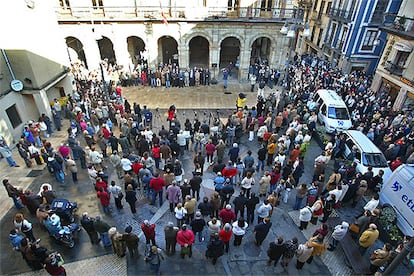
[80,212,99,244]
[233,191,247,219]
[246,193,259,224]
[206,234,224,265]
[220,182,234,209]
[267,236,285,266]
[125,184,137,214]
[190,211,206,242]
[198,197,212,218]
[254,217,272,246]
[189,174,202,201]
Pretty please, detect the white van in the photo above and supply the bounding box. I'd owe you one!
[380,164,414,237]
[313,89,352,133]
[342,130,392,181]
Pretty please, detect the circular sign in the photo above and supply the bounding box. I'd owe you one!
[10,79,24,92]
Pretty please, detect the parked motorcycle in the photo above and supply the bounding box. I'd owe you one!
[44,213,80,248]
[50,198,77,223]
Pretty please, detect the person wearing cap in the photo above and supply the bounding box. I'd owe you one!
[109,227,126,257]
[141,220,156,246]
[177,224,195,258]
[123,226,140,257]
[80,213,99,244]
[164,222,179,255]
[327,221,349,251]
[358,223,379,255]
[190,211,206,242]
[93,215,112,247]
[219,223,233,253]
[219,204,236,225]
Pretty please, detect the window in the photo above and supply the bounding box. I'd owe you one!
[371,0,388,23]
[339,27,348,50]
[327,23,337,45]
[317,28,324,47]
[326,2,331,14]
[320,104,326,115]
[92,0,103,9]
[6,105,22,129]
[59,0,70,9]
[362,30,377,50]
[310,26,315,42]
[313,0,319,11]
[395,51,409,67]
[261,0,272,11]
[328,107,349,120]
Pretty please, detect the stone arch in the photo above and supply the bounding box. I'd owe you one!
[184,32,213,48]
[65,36,88,68]
[127,36,146,67]
[250,37,272,65]
[97,36,116,65]
[157,36,179,66]
[219,36,241,72]
[188,36,210,68]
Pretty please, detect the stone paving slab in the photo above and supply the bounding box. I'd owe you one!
[18,254,127,276]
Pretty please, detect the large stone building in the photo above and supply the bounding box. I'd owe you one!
[0,1,72,145]
[56,0,303,80]
[371,0,414,111]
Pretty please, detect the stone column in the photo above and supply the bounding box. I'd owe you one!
[178,45,189,69]
[210,45,220,81]
[370,72,383,92]
[83,38,102,71]
[112,35,130,70]
[239,48,250,81]
[393,88,407,110]
[32,90,52,118]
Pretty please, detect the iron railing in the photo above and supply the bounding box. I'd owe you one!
[327,7,352,22]
[384,61,405,76]
[55,6,303,21]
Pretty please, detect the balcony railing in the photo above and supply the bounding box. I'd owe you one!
[384,61,405,76]
[327,7,352,22]
[381,14,414,40]
[56,6,303,22]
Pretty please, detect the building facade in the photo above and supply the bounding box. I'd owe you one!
[319,0,402,75]
[0,1,72,145]
[55,0,303,80]
[371,0,414,111]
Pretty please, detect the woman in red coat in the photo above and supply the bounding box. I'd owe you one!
[176,224,195,258]
[219,223,233,253]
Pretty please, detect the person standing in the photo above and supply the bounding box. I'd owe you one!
[141,220,156,246]
[125,184,137,214]
[232,217,248,246]
[254,217,272,246]
[294,184,308,210]
[166,181,181,212]
[97,187,111,214]
[149,173,166,206]
[358,223,379,255]
[93,215,112,247]
[327,221,349,251]
[164,222,179,255]
[246,192,259,224]
[0,144,20,167]
[3,179,23,209]
[233,191,247,219]
[206,233,225,265]
[80,212,99,244]
[306,234,326,264]
[110,181,124,210]
[109,227,126,257]
[190,211,206,242]
[267,236,285,266]
[65,156,78,183]
[241,172,255,198]
[189,174,202,201]
[296,241,314,269]
[109,151,123,179]
[257,199,273,224]
[177,224,195,258]
[219,223,233,253]
[299,203,313,230]
[14,213,36,242]
[369,243,393,274]
[123,225,140,257]
[281,237,299,268]
[145,245,165,276]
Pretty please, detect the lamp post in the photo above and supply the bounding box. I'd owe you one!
[280,15,310,90]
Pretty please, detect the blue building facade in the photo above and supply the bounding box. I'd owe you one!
[322,0,402,75]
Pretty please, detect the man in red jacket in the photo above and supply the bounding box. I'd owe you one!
[141,220,156,246]
[149,172,167,206]
[218,204,236,225]
[97,187,111,214]
[222,161,237,186]
[176,224,195,259]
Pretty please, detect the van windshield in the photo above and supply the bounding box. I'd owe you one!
[328,107,349,120]
[362,153,388,167]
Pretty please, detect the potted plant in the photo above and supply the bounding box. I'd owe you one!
[378,206,402,246]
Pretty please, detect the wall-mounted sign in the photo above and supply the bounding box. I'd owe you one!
[10,79,24,92]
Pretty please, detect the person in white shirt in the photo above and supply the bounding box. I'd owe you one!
[299,204,313,230]
[121,155,133,174]
[363,194,380,212]
[328,221,349,251]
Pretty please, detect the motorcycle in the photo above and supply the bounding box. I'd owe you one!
[44,213,80,248]
[50,198,77,223]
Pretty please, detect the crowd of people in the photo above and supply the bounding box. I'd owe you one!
[3,53,413,275]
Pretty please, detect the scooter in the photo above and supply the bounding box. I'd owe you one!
[44,213,80,248]
[50,198,77,223]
